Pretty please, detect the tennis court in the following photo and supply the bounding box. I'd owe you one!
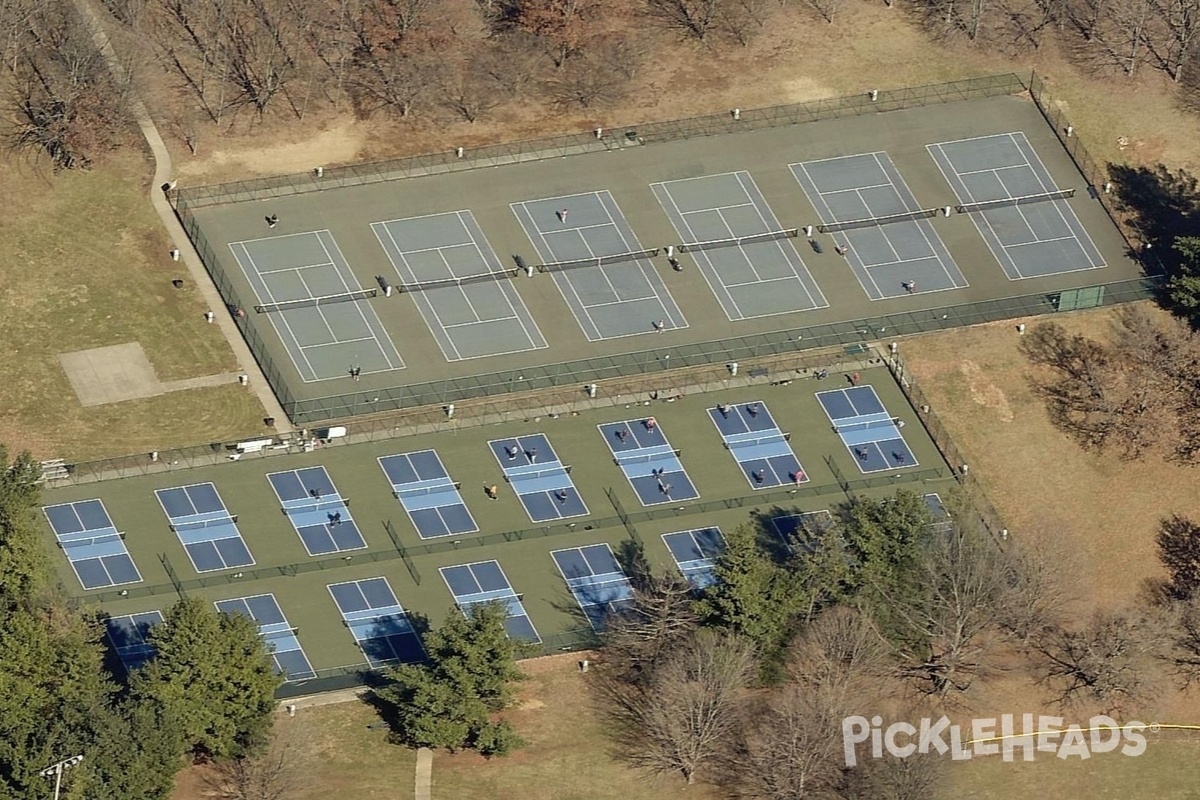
[267,466,366,555]
[511,191,687,340]
[104,611,163,672]
[328,577,425,667]
[228,230,404,382]
[708,401,807,489]
[662,527,726,590]
[792,153,968,300]
[927,133,1105,279]
[370,211,548,361]
[551,544,635,631]
[599,418,699,506]
[379,450,478,539]
[155,482,254,573]
[489,433,588,522]
[650,171,828,320]
[440,560,540,643]
[817,386,918,473]
[215,594,317,681]
[43,499,142,590]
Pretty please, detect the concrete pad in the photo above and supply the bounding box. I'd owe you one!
[58,343,163,407]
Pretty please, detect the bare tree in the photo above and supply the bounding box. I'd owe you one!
[839,751,943,800]
[1034,610,1169,713]
[598,629,754,785]
[1155,0,1200,80]
[436,48,512,122]
[1165,595,1200,686]
[879,518,1021,697]
[644,0,724,40]
[205,723,309,800]
[601,570,700,686]
[788,605,888,701]
[995,534,1076,643]
[7,1,133,168]
[808,0,843,24]
[722,685,847,799]
[509,0,619,67]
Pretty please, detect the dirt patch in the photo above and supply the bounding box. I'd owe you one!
[176,119,367,180]
[959,360,1015,422]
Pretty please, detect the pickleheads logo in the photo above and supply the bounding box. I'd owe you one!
[841,715,1149,766]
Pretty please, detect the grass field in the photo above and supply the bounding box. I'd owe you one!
[0,151,265,460]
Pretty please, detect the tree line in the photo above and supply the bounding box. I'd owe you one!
[0,445,285,799]
[0,0,1188,170]
[577,488,1200,796]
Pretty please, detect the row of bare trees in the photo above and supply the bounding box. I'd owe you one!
[1,0,134,169]
[587,490,1200,794]
[914,0,1200,85]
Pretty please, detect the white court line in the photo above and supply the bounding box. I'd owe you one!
[821,181,897,196]
[510,201,600,341]
[683,200,757,215]
[854,186,903,264]
[649,181,744,320]
[871,152,962,290]
[254,260,336,275]
[293,271,339,343]
[234,242,319,380]
[1007,235,1081,248]
[457,210,546,351]
[303,335,380,350]
[715,207,765,281]
[597,191,685,327]
[316,231,400,370]
[439,247,485,324]
[1010,133,1106,267]
[926,143,1018,279]
[993,169,1040,243]
[376,222,464,361]
[456,213,519,326]
[794,161,884,300]
[733,171,826,309]
[396,241,478,257]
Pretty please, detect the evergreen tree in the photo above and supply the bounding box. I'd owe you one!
[132,597,282,759]
[376,602,527,756]
[1168,237,1200,323]
[696,524,809,667]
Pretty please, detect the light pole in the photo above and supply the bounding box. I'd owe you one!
[40,755,83,800]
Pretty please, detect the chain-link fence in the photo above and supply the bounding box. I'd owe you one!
[173,74,1025,208]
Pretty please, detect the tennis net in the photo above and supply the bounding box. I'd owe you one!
[818,209,938,234]
[171,515,238,533]
[955,188,1074,214]
[395,482,460,499]
[833,418,896,434]
[677,229,799,253]
[285,498,350,515]
[254,289,376,313]
[615,448,681,466]
[724,432,790,449]
[396,269,518,293]
[536,248,660,273]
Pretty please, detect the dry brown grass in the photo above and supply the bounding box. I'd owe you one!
[901,304,1200,611]
[0,150,265,460]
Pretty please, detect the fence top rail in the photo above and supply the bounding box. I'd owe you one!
[173,73,1026,210]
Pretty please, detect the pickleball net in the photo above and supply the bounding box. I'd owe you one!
[170,515,239,533]
[954,188,1075,214]
[396,269,519,293]
[832,418,896,434]
[724,432,791,450]
[254,288,377,313]
[285,498,350,515]
[677,229,799,253]
[615,448,682,466]
[535,248,660,273]
[394,482,460,499]
[818,209,938,234]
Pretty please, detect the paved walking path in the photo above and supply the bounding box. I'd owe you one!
[415,748,433,800]
[73,0,290,433]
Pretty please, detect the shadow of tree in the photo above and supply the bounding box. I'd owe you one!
[1110,163,1200,274]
